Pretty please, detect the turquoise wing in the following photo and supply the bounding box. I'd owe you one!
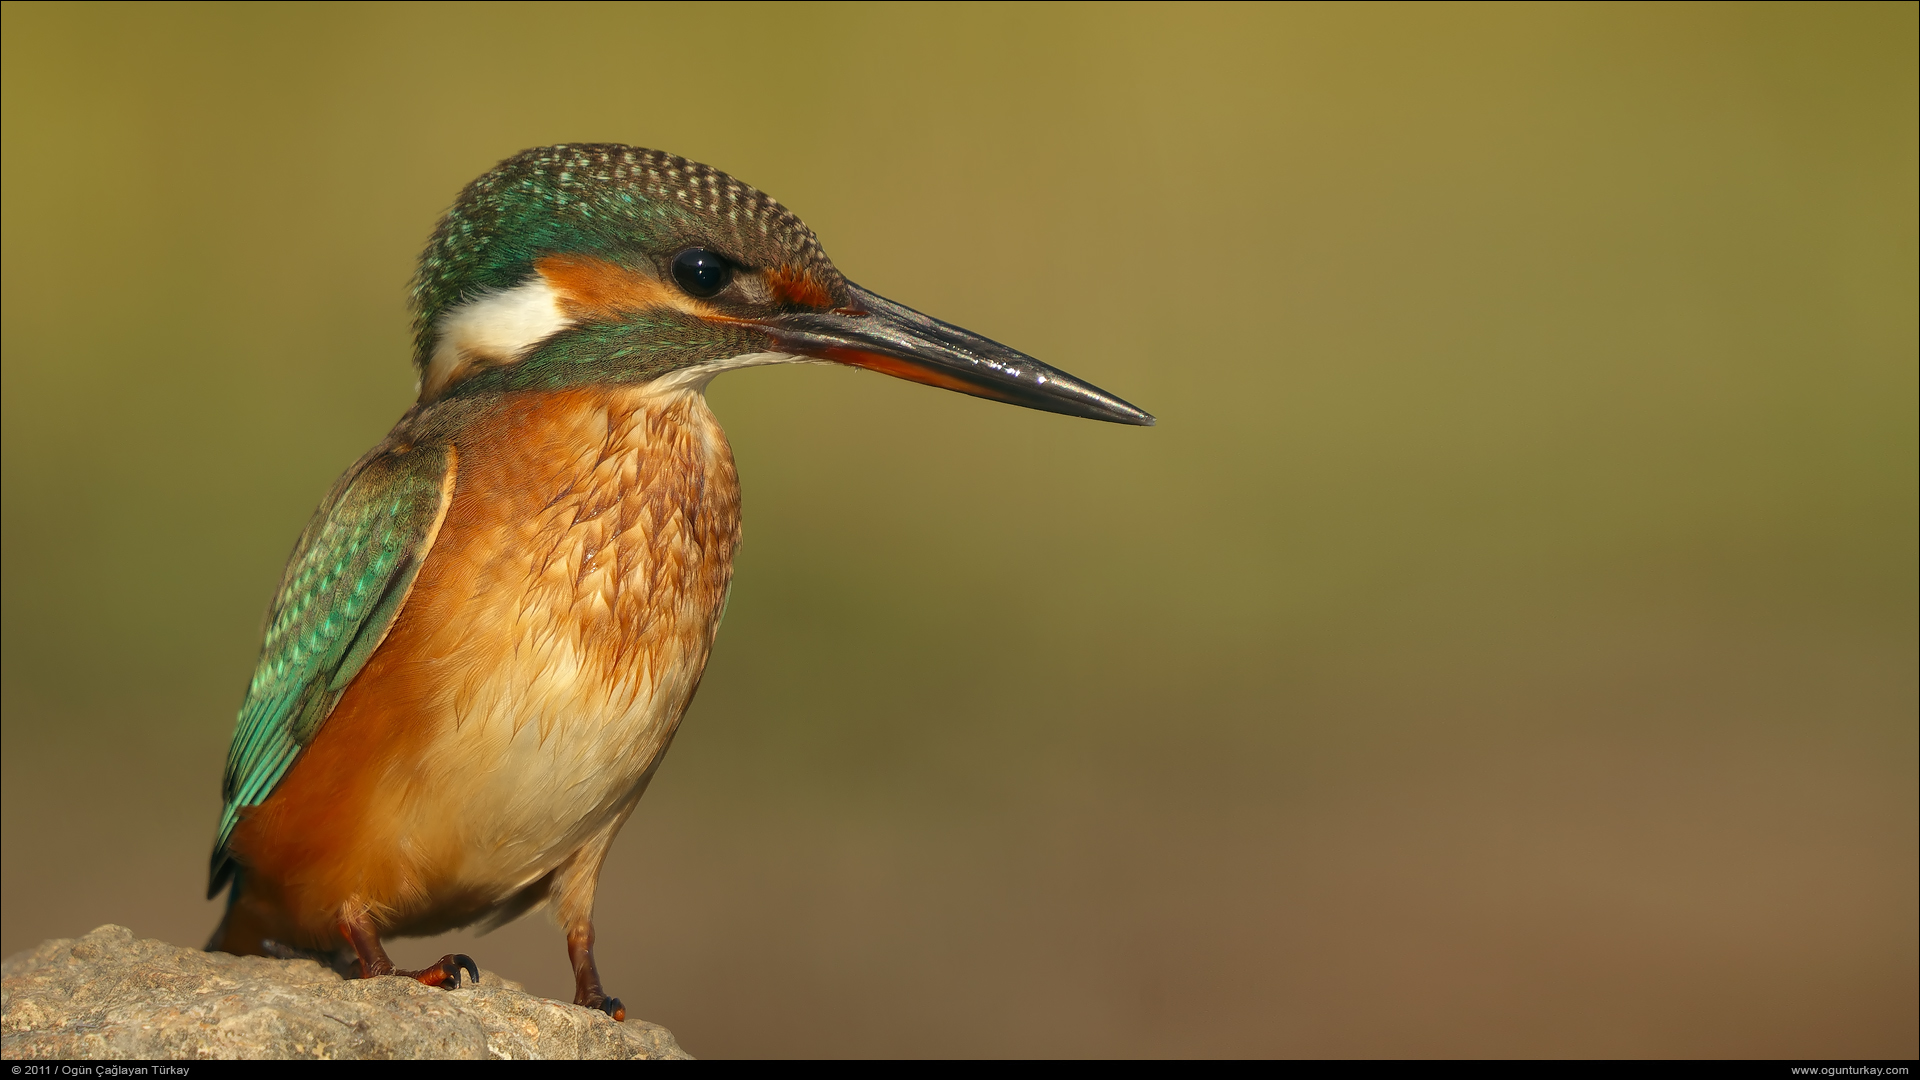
[208,442,456,897]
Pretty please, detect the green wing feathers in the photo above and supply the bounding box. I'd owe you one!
[208,443,457,898]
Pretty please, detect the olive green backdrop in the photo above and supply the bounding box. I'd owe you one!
[3,1,1914,1058]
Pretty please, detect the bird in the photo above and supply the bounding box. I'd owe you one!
[205,143,1152,1019]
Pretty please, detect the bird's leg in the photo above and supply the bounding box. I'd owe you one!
[554,822,627,1020]
[567,920,625,1022]
[337,906,477,989]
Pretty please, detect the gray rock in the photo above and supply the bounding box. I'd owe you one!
[1,925,690,1059]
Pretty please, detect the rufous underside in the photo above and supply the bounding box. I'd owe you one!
[226,382,741,946]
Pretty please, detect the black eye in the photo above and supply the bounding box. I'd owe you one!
[671,249,733,298]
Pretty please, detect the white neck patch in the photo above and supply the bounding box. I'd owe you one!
[422,278,573,399]
[421,273,821,400]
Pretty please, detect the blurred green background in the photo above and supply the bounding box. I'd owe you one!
[2,1,1914,1058]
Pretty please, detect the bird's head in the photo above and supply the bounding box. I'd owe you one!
[409,144,1152,425]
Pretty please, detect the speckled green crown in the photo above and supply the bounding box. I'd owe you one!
[408,144,836,375]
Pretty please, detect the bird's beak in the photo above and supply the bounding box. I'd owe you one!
[757,282,1155,426]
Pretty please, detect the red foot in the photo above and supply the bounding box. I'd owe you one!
[566,924,623,1021]
[396,953,479,989]
[338,912,478,991]
[576,991,626,1022]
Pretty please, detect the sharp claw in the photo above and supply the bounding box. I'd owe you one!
[419,953,471,989]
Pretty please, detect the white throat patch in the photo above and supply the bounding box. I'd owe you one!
[422,278,573,399]
[643,351,813,394]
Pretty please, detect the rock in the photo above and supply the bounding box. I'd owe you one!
[1,925,691,1060]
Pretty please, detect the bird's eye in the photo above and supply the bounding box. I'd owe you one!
[671,249,733,298]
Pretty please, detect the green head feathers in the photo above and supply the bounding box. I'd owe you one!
[401,143,1153,424]
[408,144,839,379]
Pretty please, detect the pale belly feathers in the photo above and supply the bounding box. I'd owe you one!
[384,384,740,917]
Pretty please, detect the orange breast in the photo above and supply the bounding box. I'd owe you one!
[230,384,741,941]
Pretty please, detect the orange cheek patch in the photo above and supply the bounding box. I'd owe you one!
[765,265,835,308]
[535,254,716,321]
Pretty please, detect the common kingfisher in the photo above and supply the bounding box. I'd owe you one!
[206,144,1152,1019]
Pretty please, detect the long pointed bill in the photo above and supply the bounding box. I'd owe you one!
[759,283,1155,426]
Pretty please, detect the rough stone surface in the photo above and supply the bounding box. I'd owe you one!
[1,925,690,1060]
